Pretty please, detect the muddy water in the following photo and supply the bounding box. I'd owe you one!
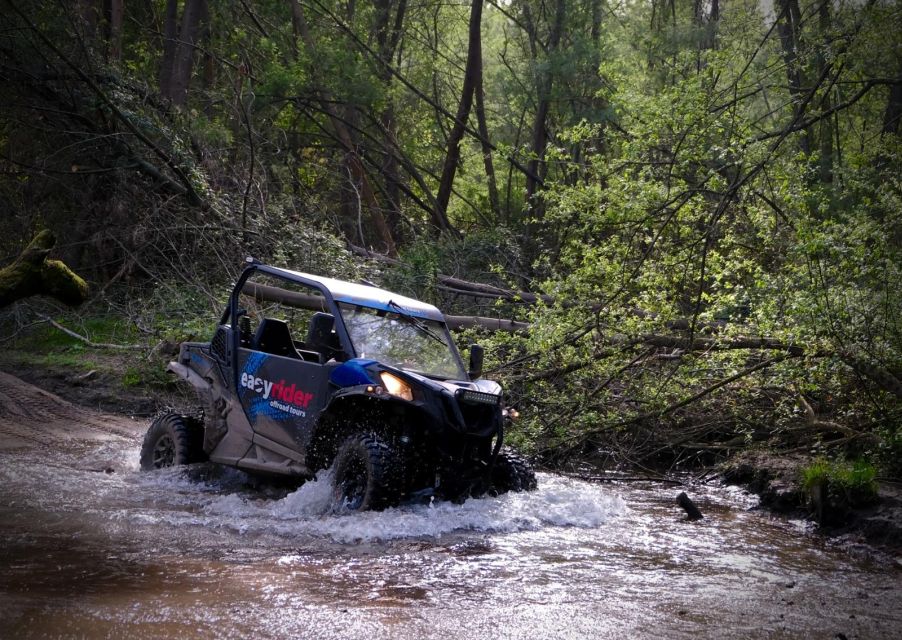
[1,436,900,639]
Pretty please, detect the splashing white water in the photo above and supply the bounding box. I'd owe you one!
[198,471,627,543]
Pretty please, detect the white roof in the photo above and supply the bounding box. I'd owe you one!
[273,267,445,321]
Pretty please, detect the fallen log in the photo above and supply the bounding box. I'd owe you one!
[444,314,529,332]
[676,492,704,520]
[241,281,530,332]
[0,230,88,309]
[840,352,902,399]
[639,334,805,356]
[348,243,555,305]
[349,244,732,331]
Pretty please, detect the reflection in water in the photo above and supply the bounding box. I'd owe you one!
[1,439,900,639]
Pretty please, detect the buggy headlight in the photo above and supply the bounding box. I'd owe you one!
[379,371,413,401]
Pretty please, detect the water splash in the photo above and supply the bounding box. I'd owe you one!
[197,472,627,543]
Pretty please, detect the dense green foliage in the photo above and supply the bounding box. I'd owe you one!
[1,0,900,473]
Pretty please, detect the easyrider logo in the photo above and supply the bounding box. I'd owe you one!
[240,372,314,409]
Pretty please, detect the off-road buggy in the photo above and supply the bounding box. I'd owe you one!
[140,260,536,510]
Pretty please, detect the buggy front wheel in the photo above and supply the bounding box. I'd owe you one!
[331,433,399,511]
[491,449,538,494]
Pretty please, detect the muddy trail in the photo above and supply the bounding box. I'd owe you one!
[0,371,900,639]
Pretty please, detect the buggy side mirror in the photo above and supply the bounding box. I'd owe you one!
[468,344,484,380]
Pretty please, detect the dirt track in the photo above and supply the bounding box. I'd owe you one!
[0,370,143,452]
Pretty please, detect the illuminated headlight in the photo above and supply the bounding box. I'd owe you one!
[379,371,414,401]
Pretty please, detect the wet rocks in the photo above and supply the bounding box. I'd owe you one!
[721,456,807,515]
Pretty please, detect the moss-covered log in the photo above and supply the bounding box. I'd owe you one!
[0,230,88,308]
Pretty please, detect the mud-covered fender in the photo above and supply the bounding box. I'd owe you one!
[321,384,436,425]
[317,384,409,426]
[166,360,235,454]
[167,361,212,390]
[306,385,415,468]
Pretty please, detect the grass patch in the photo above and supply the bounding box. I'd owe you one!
[6,314,141,351]
[122,367,143,387]
[1,315,169,388]
[119,363,176,390]
[1,348,103,373]
[802,457,879,503]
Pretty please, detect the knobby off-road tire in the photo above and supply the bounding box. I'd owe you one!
[140,412,206,471]
[331,433,400,512]
[491,449,538,494]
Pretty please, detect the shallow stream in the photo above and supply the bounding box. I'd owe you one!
[1,437,900,639]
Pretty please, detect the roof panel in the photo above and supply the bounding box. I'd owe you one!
[271,267,445,321]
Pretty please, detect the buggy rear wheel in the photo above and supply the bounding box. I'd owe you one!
[140,412,205,471]
[331,433,399,511]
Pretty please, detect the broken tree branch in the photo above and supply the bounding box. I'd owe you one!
[618,355,794,426]
[639,334,805,356]
[36,314,143,350]
[444,315,530,332]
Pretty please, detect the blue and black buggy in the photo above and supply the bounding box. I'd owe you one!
[140,260,536,510]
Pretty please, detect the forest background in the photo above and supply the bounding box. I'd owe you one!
[1,0,901,485]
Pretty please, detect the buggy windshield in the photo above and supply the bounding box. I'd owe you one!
[338,303,465,379]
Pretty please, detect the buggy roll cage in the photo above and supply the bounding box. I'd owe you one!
[218,262,469,389]
[221,263,355,392]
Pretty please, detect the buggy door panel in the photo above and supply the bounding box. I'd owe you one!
[237,349,330,452]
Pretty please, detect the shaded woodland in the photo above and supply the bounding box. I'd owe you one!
[1,0,901,475]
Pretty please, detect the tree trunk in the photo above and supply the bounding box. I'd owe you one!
[78,0,99,41]
[292,0,398,256]
[692,0,717,53]
[167,0,207,107]
[816,0,833,183]
[591,0,602,44]
[374,0,408,240]
[434,0,484,234]
[475,68,500,220]
[378,105,404,240]
[525,0,566,206]
[775,0,811,155]
[882,73,902,135]
[290,0,303,60]
[158,0,179,98]
[198,0,214,115]
[105,0,124,62]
